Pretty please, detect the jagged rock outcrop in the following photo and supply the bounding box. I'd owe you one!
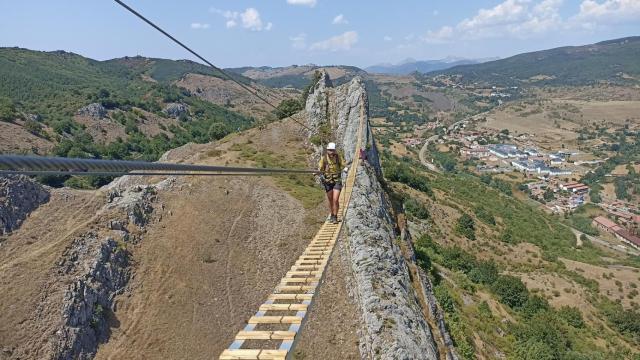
[163,102,188,119]
[0,175,50,234]
[53,234,129,360]
[76,103,107,119]
[50,179,162,359]
[306,71,439,359]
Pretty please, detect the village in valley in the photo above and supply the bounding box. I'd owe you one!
[385,82,640,253]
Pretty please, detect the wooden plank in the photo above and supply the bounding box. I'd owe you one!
[268,293,313,300]
[276,285,315,292]
[290,264,322,270]
[258,350,288,360]
[295,260,327,265]
[259,303,308,311]
[219,349,260,359]
[235,331,295,340]
[281,277,320,283]
[247,316,302,324]
[247,316,283,324]
[287,271,311,276]
[280,316,303,324]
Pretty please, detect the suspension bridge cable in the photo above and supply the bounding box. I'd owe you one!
[113,0,312,131]
[0,155,318,176]
[0,171,288,177]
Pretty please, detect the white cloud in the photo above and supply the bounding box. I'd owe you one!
[383,35,393,41]
[421,0,567,42]
[190,23,210,30]
[290,33,307,49]
[310,31,358,51]
[287,0,317,7]
[420,0,639,44]
[511,0,564,35]
[422,26,454,43]
[458,0,529,32]
[332,14,349,24]
[240,8,272,31]
[211,7,272,31]
[572,0,640,26]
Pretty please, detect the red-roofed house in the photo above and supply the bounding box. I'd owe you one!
[614,229,640,250]
[592,216,622,234]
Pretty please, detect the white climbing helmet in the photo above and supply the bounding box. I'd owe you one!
[326,142,336,150]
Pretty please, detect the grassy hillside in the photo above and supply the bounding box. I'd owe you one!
[0,48,259,187]
[430,37,640,86]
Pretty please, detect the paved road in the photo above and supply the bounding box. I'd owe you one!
[418,134,441,173]
[569,227,639,256]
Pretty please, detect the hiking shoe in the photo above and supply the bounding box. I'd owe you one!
[329,215,339,224]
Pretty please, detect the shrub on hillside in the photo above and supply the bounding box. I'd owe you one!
[557,306,584,328]
[456,213,476,240]
[467,260,499,285]
[404,198,429,219]
[514,311,572,358]
[383,160,434,196]
[474,206,496,225]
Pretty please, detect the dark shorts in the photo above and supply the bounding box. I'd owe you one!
[323,181,343,192]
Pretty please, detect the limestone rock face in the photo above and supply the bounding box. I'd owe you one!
[51,176,161,359]
[305,74,439,359]
[0,175,50,234]
[163,102,188,119]
[54,234,129,360]
[76,103,107,119]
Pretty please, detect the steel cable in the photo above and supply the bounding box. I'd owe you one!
[0,155,318,176]
[113,0,311,131]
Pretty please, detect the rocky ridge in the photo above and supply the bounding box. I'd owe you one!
[305,71,440,359]
[0,175,50,235]
[76,103,107,119]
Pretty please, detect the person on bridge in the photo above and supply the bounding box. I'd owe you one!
[319,142,348,224]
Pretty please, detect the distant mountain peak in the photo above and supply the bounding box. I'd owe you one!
[365,57,494,75]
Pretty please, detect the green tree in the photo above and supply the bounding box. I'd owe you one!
[208,122,229,140]
[543,187,555,201]
[275,98,303,119]
[521,295,550,319]
[302,70,322,102]
[492,275,529,308]
[0,97,18,122]
[515,312,572,357]
[468,260,498,285]
[434,284,456,313]
[514,339,555,360]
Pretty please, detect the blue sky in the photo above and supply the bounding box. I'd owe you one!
[1,0,638,68]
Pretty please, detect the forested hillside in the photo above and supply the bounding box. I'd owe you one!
[0,48,263,187]
[430,36,640,86]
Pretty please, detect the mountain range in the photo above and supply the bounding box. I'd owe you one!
[365,57,498,75]
[428,36,640,86]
